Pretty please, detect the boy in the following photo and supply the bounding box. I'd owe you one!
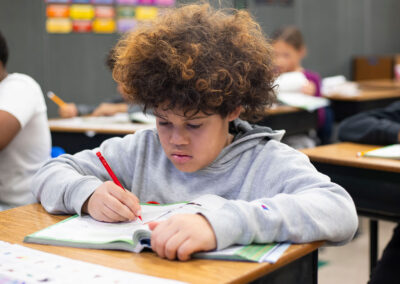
[0,31,51,210]
[33,4,358,261]
[339,102,400,284]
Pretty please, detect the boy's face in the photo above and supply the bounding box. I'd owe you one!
[272,40,305,74]
[155,107,239,173]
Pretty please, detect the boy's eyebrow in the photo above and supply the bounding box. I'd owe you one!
[183,115,208,121]
[154,112,208,121]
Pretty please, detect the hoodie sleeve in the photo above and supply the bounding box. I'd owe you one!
[31,134,141,215]
[201,141,358,250]
[338,101,400,145]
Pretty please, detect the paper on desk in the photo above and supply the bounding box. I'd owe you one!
[0,240,186,284]
[277,92,330,112]
[322,75,360,97]
[274,72,308,93]
[48,113,156,132]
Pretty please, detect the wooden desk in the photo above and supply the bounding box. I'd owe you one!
[358,79,400,90]
[324,88,400,121]
[260,105,318,136]
[49,117,155,154]
[301,143,400,272]
[0,204,323,284]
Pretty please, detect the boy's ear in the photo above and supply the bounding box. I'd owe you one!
[227,106,242,122]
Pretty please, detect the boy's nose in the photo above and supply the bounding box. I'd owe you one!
[170,128,189,145]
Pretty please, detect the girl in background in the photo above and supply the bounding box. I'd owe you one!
[272,26,333,145]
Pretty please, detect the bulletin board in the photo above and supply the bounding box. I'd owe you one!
[45,0,175,34]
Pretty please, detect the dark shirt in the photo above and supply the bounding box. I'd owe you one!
[338,101,400,145]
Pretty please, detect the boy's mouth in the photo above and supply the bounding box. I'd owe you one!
[171,153,192,164]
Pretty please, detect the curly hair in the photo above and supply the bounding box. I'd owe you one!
[113,3,276,121]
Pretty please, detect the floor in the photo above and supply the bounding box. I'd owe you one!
[318,217,397,284]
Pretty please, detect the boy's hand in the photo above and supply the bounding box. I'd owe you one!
[82,181,141,222]
[149,214,217,261]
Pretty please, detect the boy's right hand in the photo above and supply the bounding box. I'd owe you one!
[82,181,141,222]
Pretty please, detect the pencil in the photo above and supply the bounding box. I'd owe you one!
[47,91,67,107]
[356,147,381,157]
[96,151,143,221]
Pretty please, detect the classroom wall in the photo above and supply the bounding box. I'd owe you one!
[1,0,400,118]
[249,0,400,78]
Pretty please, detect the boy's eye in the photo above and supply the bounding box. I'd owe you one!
[187,123,202,129]
[158,121,170,126]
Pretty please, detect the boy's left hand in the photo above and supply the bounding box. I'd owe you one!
[148,214,217,261]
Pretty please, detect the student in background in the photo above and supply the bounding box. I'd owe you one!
[58,49,136,118]
[0,31,51,210]
[32,4,357,261]
[272,26,333,145]
[339,101,400,284]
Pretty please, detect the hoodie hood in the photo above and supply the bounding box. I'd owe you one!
[202,119,285,171]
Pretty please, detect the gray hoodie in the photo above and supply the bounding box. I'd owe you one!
[32,119,358,250]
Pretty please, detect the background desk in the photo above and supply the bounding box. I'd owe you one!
[324,88,400,121]
[301,143,400,272]
[0,204,323,284]
[49,117,155,154]
[357,79,400,90]
[260,105,318,136]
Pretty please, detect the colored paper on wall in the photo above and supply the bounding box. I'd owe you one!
[117,6,135,17]
[117,18,137,33]
[70,4,95,19]
[72,20,93,32]
[137,0,154,5]
[46,5,70,17]
[92,0,114,4]
[46,0,71,3]
[116,0,138,5]
[154,0,174,6]
[93,18,116,33]
[72,0,91,3]
[95,6,115,17]
[135,6,157,20]
[46,18,73,33]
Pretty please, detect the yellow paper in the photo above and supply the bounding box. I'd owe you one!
[135,6,158,21]
[70,4,95,20]
[93,18,116,33]
[46,18,72,33]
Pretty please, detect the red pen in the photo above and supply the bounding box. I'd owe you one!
[96,151,142,221]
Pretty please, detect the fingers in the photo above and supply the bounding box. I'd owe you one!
[59,103,78,118]
[101,202,130,222]
[107,184,141,219]
[87,181,142,222]
[104,192,136,221]
[148,222,159,230]
[151,220,177,258]
[150,215,216,261]
[177,239,197,261]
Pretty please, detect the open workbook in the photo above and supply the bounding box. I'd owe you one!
[359,144,400,160]
[24,195,289,263]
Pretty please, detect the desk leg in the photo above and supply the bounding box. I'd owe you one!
[370,219,378,274]
[312,249,318,284]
